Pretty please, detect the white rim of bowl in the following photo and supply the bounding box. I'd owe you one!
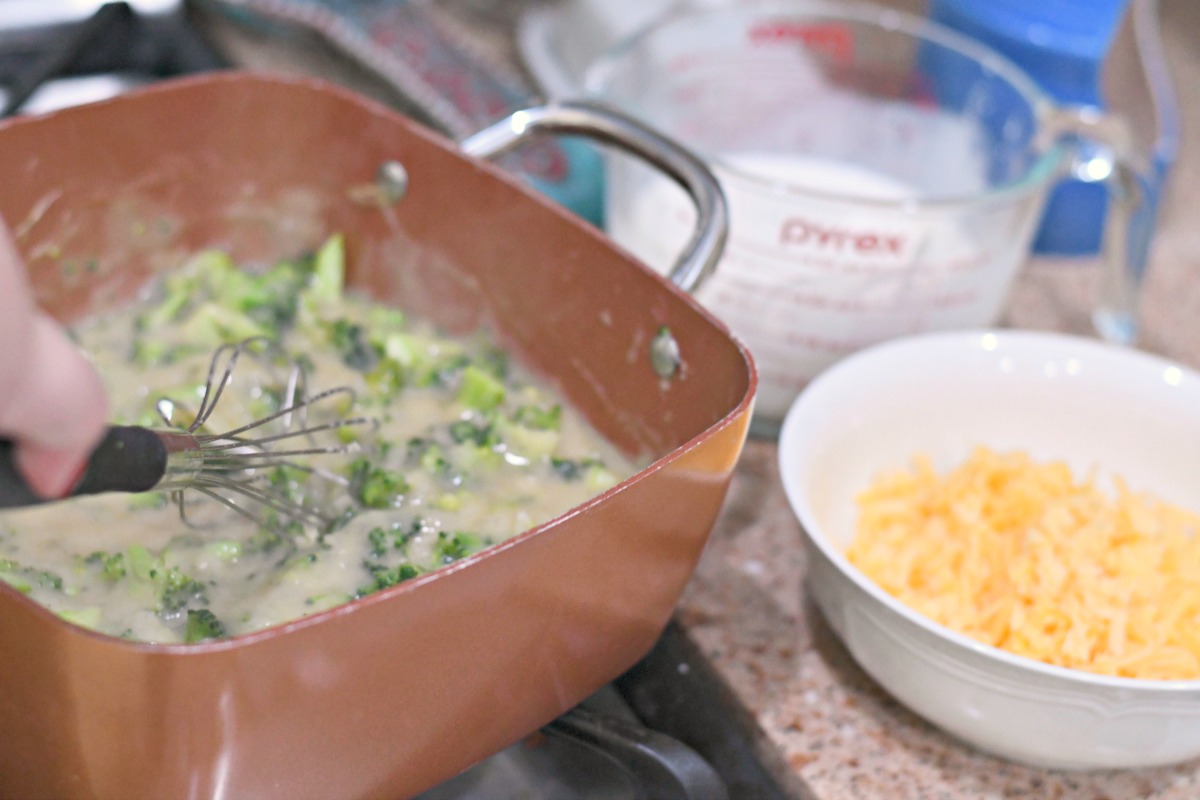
[779,328,1200,693]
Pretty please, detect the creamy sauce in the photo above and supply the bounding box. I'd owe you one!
[0,240,638,643]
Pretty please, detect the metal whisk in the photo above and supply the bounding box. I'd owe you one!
[0,338,375,534]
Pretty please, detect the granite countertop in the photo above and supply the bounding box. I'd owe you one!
[677,1,1200,797]
[198,1,1200,796]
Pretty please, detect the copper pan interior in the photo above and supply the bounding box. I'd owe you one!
[2,71,753,460]
[0,72,756,800]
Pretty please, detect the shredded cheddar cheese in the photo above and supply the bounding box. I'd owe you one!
[848,447,1200,680]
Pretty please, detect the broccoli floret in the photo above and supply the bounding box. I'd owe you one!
[239,262,308,330]
[457,364,506,411]
[479,346,508,379]
[406,438,461,485]
[118,545,209,613]
[329,319,379,371]
[356,561,421,597]
[59,607,103,630]
[84,551,127,581]
[427,352,472,387]
[307,233,345,305]
[448,419,496,448]
[266,464,312,505]
[512,404,562,431]
[366,519,422,558]
[179,302,271,346]
[0,558,64,594]
[129,338,192,368]
[127,491,169,511]
[125,544,159,581]
[550,456,585,481]
[243,527,288,555]
[136,256,206,329]
[433,532,488,565]
[367,306,406,333]
[364,358,405,400]
[549,457,614,487]
[159,567,208,613]
[366,527,391,559]
[349,458,410,509]
[184,609,227,643]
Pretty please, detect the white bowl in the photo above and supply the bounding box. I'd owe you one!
[778,329,1200,770]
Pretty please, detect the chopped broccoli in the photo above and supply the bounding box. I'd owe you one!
[242,527,288,555]
[368,306,406,333]
[247,386,285,425]
[428,352,472,387]
[130,338,191,368]
[512,403,562,431]
[84,551,127,581]
[304,593,351,611]
[329,319,379,371]
[500,418,561,461]
[366,519,422,558]
[433,492,464,511]
[381,332,426,372]
[406,438,461,485]
[59,607,103,630]
[356,561,421,597]
[126,544,159,582]
[184,609,227,643]
[364,357,405,400]
[308,233,345,305]
[433,532,487,565]
[448,419,497,448]
[366,527,391,559]
[0,558,64,594]
[136,255,208,329]
[180,302,271,346]
[470,343,508,380]
[159,567,208,613]
[549,457,610,484]
[118,545,208,614]
[127,491,169,511]
[104,553,127,580]
[239,262,308,329]
[458,364,506,411]
[266,464,312,505]
[349,458,410,509]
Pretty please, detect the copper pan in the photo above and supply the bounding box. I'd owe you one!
[0,72,755,800]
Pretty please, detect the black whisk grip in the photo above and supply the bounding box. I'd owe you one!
[0,426,169,509]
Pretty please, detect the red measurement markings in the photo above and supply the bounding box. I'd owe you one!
[747,22,855,62]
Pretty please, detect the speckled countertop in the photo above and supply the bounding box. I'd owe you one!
[676,1,1200,797]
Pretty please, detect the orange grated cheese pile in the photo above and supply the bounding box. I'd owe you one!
[848,447,1200,680]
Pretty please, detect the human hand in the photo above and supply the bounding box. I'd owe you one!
[0,222,108,498]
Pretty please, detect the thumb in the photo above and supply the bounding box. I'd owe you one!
[4,312,108,498]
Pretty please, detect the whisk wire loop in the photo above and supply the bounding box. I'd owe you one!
[159,337,375,536]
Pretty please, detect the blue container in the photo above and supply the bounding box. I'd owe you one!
[928,0,1129,255]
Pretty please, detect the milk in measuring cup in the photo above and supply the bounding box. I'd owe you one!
[606,153,1024,423]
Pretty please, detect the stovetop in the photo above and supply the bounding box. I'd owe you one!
[412,622,790,800]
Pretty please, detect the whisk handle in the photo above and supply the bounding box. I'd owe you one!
[0,426,169,509]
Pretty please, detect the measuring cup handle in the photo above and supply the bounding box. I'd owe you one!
[460,102,729,295]
[1048,107,1155,345]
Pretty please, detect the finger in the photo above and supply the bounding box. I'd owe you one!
[3,313,108,497]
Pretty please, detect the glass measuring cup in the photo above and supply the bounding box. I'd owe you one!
[584,1,1151,434]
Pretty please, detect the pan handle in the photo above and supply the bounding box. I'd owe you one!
[460,102,728,295]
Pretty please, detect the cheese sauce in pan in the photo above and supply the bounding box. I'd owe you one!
[0,238,639,643]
